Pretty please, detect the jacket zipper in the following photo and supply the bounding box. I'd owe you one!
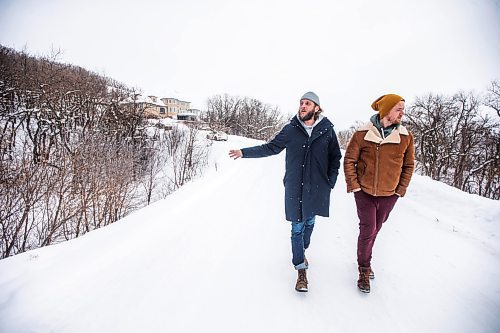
[374,144,380,196]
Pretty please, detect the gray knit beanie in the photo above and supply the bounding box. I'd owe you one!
[300,91,320,106]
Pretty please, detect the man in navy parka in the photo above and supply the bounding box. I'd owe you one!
[229,92,342,292]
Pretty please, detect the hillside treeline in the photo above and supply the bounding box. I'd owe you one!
[405,90,499,199]
[338,85,500,200]
[204,94,287,141]
[0,46,289,259]
[0,46,209,258]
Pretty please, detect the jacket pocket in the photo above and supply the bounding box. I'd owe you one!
[357,162,366,178]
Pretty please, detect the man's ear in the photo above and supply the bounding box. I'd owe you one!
[315,106,320,112]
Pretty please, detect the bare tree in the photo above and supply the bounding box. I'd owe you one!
[0,45,150,258]
[405,92,500,199]
[484,80,500,117]
[139,128,171,205]
[204,94,286,140]
[166,126,208,189]
[337,121,365,149]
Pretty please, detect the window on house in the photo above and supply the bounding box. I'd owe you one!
[160,107,165,114]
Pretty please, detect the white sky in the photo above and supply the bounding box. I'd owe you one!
[1,0,499,129]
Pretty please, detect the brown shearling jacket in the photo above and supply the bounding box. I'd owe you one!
[344,122,415,197]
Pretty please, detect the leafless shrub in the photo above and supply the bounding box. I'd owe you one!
[0,45,149,258]
[405,91,499,199]
[204,94,287,140]
[337,121,365,150]
[484,80,500,117]
[165,125,208,189]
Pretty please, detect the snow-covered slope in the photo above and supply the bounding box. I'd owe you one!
[1,135,499,333]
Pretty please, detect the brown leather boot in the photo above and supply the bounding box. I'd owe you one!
[295,269,308,292]
[369,267,375,279]
[358,266,370,293]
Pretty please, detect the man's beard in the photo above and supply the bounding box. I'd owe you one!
[299,109,315,122]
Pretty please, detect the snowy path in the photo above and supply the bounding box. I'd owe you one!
[0,135,499,333]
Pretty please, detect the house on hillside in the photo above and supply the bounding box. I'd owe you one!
[125,94,168,119]
[161,97,191,117]
[124,95,193,119]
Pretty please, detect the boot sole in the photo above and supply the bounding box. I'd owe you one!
[358,287,370,293]
[295,287,308,292]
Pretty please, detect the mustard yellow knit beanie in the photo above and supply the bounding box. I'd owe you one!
[371,94,405,119]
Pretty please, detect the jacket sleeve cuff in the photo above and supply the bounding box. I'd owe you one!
[328,174,338,189]
[395,185,406,197]
[347,180,360,192]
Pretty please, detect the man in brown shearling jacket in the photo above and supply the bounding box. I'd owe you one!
[344,94,415,293]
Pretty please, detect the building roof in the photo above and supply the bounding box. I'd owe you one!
[122,94,166,107]
[162,97,191,104]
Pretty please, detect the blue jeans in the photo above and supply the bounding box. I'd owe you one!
[291,216,315,270]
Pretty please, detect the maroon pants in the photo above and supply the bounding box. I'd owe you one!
[354,190,399,267]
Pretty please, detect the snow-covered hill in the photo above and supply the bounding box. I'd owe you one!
[0,135,499,333]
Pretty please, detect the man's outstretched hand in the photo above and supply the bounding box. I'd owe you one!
[229,149,242,160]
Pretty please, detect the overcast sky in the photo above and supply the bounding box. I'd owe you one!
[1,0,499,129]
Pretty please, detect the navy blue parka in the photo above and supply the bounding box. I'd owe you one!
[241,115,342,222]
